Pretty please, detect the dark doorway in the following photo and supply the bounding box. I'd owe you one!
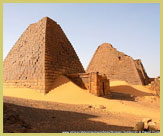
[102,82,105,95]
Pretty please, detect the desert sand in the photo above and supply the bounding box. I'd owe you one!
[3,76,160,132]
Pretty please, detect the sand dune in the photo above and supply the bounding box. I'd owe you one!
[110,80,155,94]
[3,76,160,120]
[110,81,154,97]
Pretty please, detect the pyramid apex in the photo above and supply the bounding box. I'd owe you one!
[99,43,113,48]
[41,16,52,20]
[39,16,57,24]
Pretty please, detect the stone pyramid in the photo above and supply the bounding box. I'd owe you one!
[87,43,150,85]
[3,17,85,93]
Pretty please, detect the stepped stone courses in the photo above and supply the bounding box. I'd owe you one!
[3,18,46,91]
[87,43,150,85]
[44,17,85,92]
[3,17,85,93]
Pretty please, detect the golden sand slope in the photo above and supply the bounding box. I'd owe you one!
[110,80,155,94]
[3,76,160,120]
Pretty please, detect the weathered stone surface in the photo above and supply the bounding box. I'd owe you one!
[87,43,150,85]
[148,122,158,131]
[3,18,46,91]
[134,118,160,131]
[142,118,152,129]
[44,17,85,92]
[133,122,144,131]
[3,17,85,93]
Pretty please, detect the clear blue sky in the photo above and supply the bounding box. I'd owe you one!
[3,3,160,78]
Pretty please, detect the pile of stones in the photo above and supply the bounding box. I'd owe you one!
[134,118,159,131]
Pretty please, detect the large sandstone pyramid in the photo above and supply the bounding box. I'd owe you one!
[87,43,150,85]
[3,17,85,93]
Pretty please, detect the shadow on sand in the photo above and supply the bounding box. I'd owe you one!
[4,102,133,133]
[104,85,153,102]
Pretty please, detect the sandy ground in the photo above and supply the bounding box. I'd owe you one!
[3,76,160,132]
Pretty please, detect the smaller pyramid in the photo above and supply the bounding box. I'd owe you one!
[3,17,85,93]
[87,43,150,85]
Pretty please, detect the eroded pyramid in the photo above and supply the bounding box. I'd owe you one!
[3,17,85,93]
[87,43,150,85]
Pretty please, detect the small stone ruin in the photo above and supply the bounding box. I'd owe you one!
[67,72,110,96]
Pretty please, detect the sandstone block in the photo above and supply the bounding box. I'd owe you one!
[133,122,144,131]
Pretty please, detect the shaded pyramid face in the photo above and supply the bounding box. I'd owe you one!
[87,43,149,85]
[3,17,85,93]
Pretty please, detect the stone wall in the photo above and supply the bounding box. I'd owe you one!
[87,43,150,85]
[67,72,110,96]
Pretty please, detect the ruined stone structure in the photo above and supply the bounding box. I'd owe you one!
[148,77,160,96]
[67,72,110,96]
[87,43,150,85]
[3,17,85,93]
